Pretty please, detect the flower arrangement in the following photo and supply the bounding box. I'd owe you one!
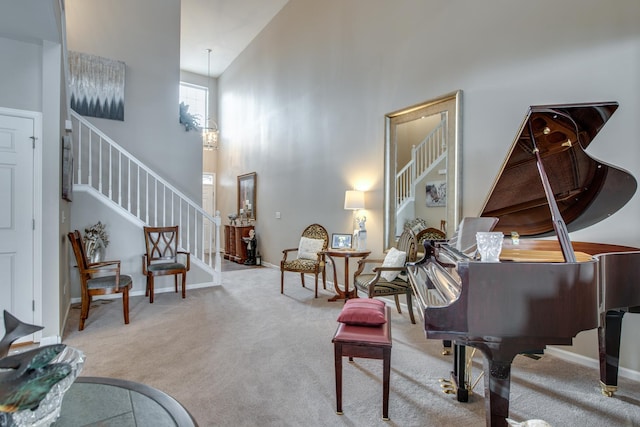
[84,221,109,248]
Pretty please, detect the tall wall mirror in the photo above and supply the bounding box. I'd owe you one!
[384,90,462,250]
[238,172,256,220]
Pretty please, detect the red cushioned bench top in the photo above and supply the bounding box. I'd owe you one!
[332,306,391,346]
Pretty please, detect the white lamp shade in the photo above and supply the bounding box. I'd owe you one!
[344,190,365,210]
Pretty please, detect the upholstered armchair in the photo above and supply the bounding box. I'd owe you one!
[280,224,329,298]
[353,228,418,324]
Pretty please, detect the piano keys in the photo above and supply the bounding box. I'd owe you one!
[406,102,640,427]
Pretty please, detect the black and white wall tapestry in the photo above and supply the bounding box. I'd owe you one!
[68,51,125,121]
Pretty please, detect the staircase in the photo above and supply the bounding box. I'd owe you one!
[396,115,447,213]
[69,111,221,284]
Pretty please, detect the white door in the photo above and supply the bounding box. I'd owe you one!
[0,113,35,337]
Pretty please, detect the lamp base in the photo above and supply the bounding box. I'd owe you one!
[357,230,367,251]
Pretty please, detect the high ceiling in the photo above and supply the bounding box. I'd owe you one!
[0,0,61,44]
[0,0,288,79]
[180,0,289,78]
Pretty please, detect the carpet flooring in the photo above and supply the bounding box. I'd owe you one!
[59,266,640,427]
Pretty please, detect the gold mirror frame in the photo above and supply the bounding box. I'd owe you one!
[384,90,462,250]
[237,172,257,220]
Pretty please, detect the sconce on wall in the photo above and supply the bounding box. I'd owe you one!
[202,48,219,150]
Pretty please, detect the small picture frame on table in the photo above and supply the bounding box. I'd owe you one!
[331,233,352,250]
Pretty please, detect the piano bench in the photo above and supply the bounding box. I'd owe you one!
[332,306,392,421]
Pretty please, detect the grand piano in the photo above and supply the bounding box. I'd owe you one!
[406,102,640,426]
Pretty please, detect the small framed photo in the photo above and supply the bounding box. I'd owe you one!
[331,233,352,249]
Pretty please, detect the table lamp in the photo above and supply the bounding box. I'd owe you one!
[344,190,366,250]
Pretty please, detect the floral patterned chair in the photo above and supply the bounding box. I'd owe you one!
[280,224,329,298]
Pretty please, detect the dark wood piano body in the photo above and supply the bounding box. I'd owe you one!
[407,102,639,427]
[504,239,640,396]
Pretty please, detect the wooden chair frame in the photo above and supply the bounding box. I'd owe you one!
[142,226,191,303]
[280,223,329,298]
[67,230,132,331]
[353,229,417,324]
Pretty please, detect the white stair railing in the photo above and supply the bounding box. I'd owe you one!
[396,116,447,211]
[70,111,221,281]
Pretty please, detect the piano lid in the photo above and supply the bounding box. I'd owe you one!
[480,102,637,237]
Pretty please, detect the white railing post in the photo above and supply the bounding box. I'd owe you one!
[98,137,103,193]
[88,131,92,187]
[77,123,82,184]
[108,145,112,199]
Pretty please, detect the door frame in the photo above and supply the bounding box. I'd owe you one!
[0,107,43,341]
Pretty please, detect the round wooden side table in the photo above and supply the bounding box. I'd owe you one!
[322,249,371,302]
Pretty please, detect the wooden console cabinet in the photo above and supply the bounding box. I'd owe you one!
[224,225,254,264]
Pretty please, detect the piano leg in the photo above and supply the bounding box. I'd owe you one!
[442,339,452,355]
[483,358,512,427]
[453,343,469,402]
[598,310,625,397]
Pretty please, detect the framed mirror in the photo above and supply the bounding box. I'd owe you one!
[384,91,462,250]
[238,172,257,220]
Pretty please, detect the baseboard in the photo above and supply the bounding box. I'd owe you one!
[546,346,640,383]
[40,335,62,346]
[69,281,221,303]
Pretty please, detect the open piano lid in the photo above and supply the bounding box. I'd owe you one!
[480,102,637,237]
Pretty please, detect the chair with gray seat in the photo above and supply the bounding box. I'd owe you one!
[142,225,191,303]
[67,230,132,331]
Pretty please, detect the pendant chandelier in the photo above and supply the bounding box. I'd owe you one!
[202,48,219,150]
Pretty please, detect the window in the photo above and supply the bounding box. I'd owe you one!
[179,82,208,127]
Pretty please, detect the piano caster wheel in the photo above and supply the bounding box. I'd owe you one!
[600,382,617,397]
[442,348,452,356]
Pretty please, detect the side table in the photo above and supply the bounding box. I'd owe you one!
[323,249,371,302]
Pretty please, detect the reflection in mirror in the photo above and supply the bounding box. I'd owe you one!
[238,172,256,220]
[384,91,461,250]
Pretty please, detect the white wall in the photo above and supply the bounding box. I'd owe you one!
[65,0,201,203]
[0,39,42,110]
[0,21,66,337]
[217,0,640,371]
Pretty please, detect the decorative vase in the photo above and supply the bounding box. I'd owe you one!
[3,347,85,427]
[357,230,367,251]
[85,237,105,263]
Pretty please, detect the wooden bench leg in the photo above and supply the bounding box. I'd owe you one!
[332,306,392,420]
[334,343,343,415]
[383,347,391,421]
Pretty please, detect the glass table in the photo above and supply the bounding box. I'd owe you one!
[53,376,198,427]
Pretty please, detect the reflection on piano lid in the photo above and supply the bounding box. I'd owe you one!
[480,102,637,237]
[407,102,640,427]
